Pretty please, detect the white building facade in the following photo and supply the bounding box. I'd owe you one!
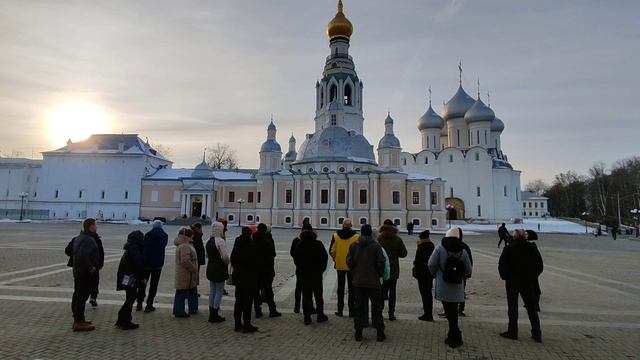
[522,191,549,218]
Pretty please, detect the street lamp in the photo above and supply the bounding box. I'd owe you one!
[581,212,589,234]
[446,204,454,229]
[18,192,28,221]
[237,198,245,227]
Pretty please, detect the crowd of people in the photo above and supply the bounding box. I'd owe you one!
[66,217,544,347]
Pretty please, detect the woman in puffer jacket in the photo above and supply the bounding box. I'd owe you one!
[173,227,198,318]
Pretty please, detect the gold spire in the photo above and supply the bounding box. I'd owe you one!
[327,0,353,40]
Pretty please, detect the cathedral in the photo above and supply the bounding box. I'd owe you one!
[139,1,448,229]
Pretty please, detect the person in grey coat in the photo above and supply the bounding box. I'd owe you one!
[71,218,101,332]
[428,227,472,349]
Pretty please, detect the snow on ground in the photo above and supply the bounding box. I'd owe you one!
[457,218,588,234]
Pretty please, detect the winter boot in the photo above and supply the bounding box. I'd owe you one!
[376,328,386,342]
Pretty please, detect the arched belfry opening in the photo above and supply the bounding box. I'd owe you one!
[330,84,338,102]
[344,83,352,105]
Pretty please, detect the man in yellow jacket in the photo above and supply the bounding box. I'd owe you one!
[329,218,359,317]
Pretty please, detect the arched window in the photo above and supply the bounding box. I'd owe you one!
[431,218,438,227]
[285,216,292,224]
[424,157,429,165]
[247,214,254,222]
[344,84,352,105]
[320,217,328,225]
[475,152,480,161]
[330,84,338,102]
[228,214,235,222]
[320,86,324,108]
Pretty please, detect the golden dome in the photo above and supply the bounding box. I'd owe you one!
[327,0,353,39]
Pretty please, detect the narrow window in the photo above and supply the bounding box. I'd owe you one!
[330,114,337,126]
[476,130,480,145]
[359,189,367,204]
[78,190,83,199]
[257,192,262,203]
[54,190,59,198]
[450,187,454,198]
[477,187,481,197]
[229,191,235,203]
[101,191,105,199]
[457,129,460,146]
[477,205,482,217]
[344,84,352,105]
[426,136,430,149]
[484,130,488,144]
[304,189,311,204]
[431,191,438,205]
[475,152,480,161]
[449,155,453,163]
[504,186,508,197]
[330,84,337,102]
[285,189,292,204]
[412,191,419,205]
[425,157,429,165]
[248,192,254,203]
[392,191,400,205]
[337,189,346,204]
[321,189,329,204]
[124,191,129,199]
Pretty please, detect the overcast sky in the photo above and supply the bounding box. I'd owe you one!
[1,0,638,184]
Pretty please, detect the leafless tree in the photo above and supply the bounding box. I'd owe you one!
[151,143,173,159]
[206,143,239,169]
[524,179,549,195]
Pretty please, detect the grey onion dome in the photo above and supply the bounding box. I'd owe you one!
[378,134,400,149]
[285,150,297,161]
[442,86,476,120]
[327,100,344,111]
[289,134,296,142]
[417,105,445,131]
[296,127,376,164]
[260,139,282,152]
[465,98,495,123]
[384,113,394,125]
[491,117,505,132]
[191,160,211,177]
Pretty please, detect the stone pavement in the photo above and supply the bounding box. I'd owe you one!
[0,223,638,359]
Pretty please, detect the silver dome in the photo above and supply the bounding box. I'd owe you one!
[384,113,394,125]
[327,100,344,111]
[285,150,297,161]
[260,139,282,153]
[442,86,475,120]
[465,98,495,123]
[296,127,375,164]
[378,134,400,149]
[417,105,445,130]
[192,160,211,177]
[491,117,505,132]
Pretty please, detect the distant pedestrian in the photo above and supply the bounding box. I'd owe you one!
[499,229,543,343]
[253,224,281,318]
[537,223,541,231]
[294,227,329,325]
[498,223,508,248]
[290,222,314,314]
[329,218,359,317]
[115,230,145,330]
[611,225,618,240]
[413,230,435,321]
[206,221,229,323]
[137,220,168,313]
[231,227,260,333]
[70,218,101,332]
[407,222,414,235]
[428,227,473,349]
[191,223,206,297]
[173,227,199,318]
[378,223,408,321]
[347,224,386,342]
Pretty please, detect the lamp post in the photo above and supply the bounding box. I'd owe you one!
[581,211,589,234]
[18,192,28,221]
[237,198,245,227]
[446,204,454,229]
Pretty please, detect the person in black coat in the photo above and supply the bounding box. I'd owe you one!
[231,227,260,333]
[253,223,281,318]
[413,230,435,321]
[137,220,169,312]
[293,229,329,325]
[290,222,314,314]
[65,229,104,309]
[191,223,206,297]
[498,223,509,248]
[499,229,544,343]
[115,230,145,330]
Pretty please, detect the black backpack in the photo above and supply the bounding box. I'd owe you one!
[442,251,465,284]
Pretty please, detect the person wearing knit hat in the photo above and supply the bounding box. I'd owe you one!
[290,222,316,314]
[347,224,387,342]
[413,230,435,321]
[428,227,473,348]
[138,219,169,313]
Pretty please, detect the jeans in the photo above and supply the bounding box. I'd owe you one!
[506,285,541,337]
[381,279,398,315]
[442,301,461,340]
[173,287,198,316]
[209,281,225,309]
[417,277,433,316]
[336,270,354,313]
[117,287,138,325]
[302,275,324,317]
[71,273,95,322]
[137,269,162,307]
[234,285,254,328]
[354,287,384,331]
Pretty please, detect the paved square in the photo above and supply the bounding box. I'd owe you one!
[0,223,638,359]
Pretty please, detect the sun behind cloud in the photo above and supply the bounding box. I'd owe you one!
[47,101,112,146]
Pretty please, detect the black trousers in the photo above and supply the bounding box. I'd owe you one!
[506,285,541,336]
[354,287,384,331]
[417,277,433,316]
[381,278,398,315]
[117,287,138,325]
[234,284,254,327]
[458,279,467,313]
[255,275,277,312]
[294,274,303,309]
[90,271,100,300]
[137,269,162,306]
[301,275,324,317]
[72,273,95,322]
[336,270,354,313]
[442,301,461,340]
